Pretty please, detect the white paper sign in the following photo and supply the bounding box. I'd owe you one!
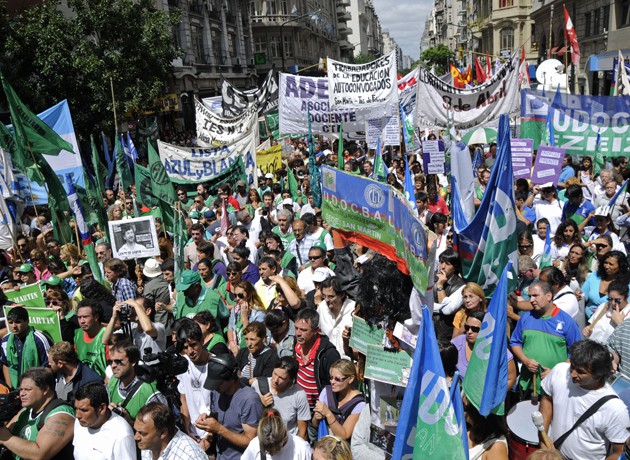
[109,216,160,260]
[366,115,401,149]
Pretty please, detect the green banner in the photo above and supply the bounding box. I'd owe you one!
[349,316,385,355]
[364,345,412,387]
[5,283,45,308]
[4,306,62,343]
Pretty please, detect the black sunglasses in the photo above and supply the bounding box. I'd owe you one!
[235,293,246,299]
[464,325,481,333]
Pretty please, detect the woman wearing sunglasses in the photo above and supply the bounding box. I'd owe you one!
[451,311,516,389]
[227,280,267,356]
[311,360,365,442]
[452,282,487,339]
[46,290,79,344]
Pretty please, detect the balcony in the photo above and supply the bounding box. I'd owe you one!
[338,0,350,6]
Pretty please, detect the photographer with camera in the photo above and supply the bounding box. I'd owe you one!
[107,340,167,426]
[0,367,74,460]
[102,298,166,353]
[195,354,262,460]
[174,319,214,454]
[73,382,136,459]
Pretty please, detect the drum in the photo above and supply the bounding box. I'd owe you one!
[506,400,552,460]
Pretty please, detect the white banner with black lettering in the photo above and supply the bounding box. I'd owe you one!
[414,53,520,129]
[327,51,398,110]
[220,69,278,116]
[278,73,363,136]
[195,98,258,147]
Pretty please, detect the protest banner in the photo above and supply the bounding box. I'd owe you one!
[256,144,282,178]
[510,138,533,179]
[4,306,62,343]
[366,115,400,148]
[278,73,363,135]
[421,140,446,174]
[109,216,160,260]
[399,68,418,151]
[327,51,398,110]
[415,53,520,129]
[349,316,385,355]
[5,283,45,308]
[521,89,630,156]
[364,344,412,386]
[531,145,565,185]
[321,166,430,292]
[221,69,278,116]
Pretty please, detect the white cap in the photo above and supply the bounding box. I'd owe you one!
[143,258,162,278]
[312,267,333,283]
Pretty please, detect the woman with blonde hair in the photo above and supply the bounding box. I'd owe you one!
[107,204,123,221]
[46,290,78,343]
[312,435,352,460]
[242,408,311,460]
[312,359,365,441]
[227,280,266,355]
[268,275,307,320]
[453,282,487,338]
[60,243,82,267]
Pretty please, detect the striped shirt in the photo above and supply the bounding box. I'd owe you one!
[296,336,320,408]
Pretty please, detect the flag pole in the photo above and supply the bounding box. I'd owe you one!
[548,4,554,60]
[110,76,118,133]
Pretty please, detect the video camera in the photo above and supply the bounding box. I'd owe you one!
[0,391,21,423]
[137,348,188,406]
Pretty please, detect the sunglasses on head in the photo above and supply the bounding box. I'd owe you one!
[464,325,481,333]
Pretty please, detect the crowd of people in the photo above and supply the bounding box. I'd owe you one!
[0,135,628,460]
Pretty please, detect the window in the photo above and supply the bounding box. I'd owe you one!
[500,27,514,51]
[191,24,205,63]
[229,34,238,56]
[585,12,591,37]
[594,8,600,35]
[270,35,281,58]
[254,35,267,53]
[283,34,293,57]
[622,0,630,27]
[499,0,513,7]
[602,6,610,34]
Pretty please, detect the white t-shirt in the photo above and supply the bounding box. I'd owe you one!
[73,412,136,460]
[553,286,580,319]
[541,362,630,460]
[533,198,564,237]
[588,302,630,344]
[177,356,211,439]
[297,266,334,295]
[241,434,312,460]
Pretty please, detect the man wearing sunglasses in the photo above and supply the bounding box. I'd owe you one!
[0,307,51,390]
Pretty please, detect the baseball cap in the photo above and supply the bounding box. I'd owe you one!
[312,267,333,283]
[175,270,201,291]
[41,275,62,286]
[311,241,327,251]
[281,198,294,206]
[265,173,274,180]
[16,263,34,273]
[143,259,162,278]
[203,354,238,390]
[539,182,555,190]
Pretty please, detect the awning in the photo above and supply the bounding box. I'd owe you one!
[588,50,630,72]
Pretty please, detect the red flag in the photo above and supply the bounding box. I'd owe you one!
[474,55,487,83]
[564,5,580,66]
[450,64,465,88]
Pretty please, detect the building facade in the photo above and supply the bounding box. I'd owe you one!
[346,0,383,57]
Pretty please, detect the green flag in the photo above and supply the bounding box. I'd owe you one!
[287,166,299,202]
[147,141,175,205]
[594,130,604,176]
[173,208,187,282]
[114,132,133,192]
[84,242,103,283]
[0,73,73,156]
[337,121,344,170]
[90,135,109,198]
[0,122,17,157]
[373,138,387,182]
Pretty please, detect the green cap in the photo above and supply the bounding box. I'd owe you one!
[41,275,63,286]
[175,270,201,291]
[16,263,34,273]
[311,241,327,251]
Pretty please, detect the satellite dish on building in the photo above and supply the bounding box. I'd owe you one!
[536,59,569,93]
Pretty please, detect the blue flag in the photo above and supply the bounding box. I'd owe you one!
[451,372,469,456]
[121,133,135,175]
[452,114,518,296]
[472,147,483,177]
[307,108,322,208]
[539,225,553,269]
[403,155,417,212]
[392,306,467,459]
[126,132,139,161]
[463,261,512,416]
[608,179,629,207]
[102,132,115,188]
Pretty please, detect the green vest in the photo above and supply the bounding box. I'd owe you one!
[108,376,160,421]
[174,285,229,321]
[205,333,227,352]
[272,226,295,250]
[12,404,75,460]
[74,327,108,378]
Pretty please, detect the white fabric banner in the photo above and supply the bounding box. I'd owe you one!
[414,54,521,129]
[159,98,259,185]
[278,73,363,136]
[327,51,398,110]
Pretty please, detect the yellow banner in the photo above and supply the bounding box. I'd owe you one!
[256,144,282,178]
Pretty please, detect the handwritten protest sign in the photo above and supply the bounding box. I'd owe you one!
[510,139,533,179]
[366,116,400,148]
[421,140,445,174]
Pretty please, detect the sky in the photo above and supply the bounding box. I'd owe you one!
[372,0,434,61]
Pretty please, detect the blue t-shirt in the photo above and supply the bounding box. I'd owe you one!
[211,384,263,460]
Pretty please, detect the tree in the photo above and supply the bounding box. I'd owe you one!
[352,53,377,64]
[420,45,454,76]
[0,0,181,140]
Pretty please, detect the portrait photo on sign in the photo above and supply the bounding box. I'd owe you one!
[108,216,160,260]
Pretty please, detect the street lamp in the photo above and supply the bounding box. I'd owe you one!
[280,9,322,72]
